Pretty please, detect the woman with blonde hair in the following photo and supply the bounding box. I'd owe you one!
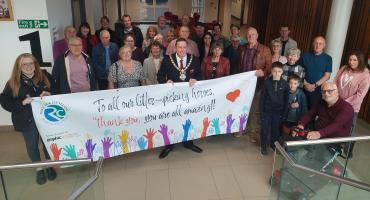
[108,46,146,88]
[143,26,158,52]
[0,53,56,185]
[271,39,287,64]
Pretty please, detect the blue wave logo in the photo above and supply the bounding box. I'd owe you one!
[43,104,66,123]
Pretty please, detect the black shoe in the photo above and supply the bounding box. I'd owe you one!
[184,143,203,153]
[36,170,47,185]
[261,146,268,155]
[159,147,173,159]
[46,167,57,181]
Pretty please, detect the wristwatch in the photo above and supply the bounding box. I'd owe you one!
[314,83,318,88]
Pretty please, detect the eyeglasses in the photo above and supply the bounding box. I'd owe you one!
[321,89,336,94]
[70,44,82,47]
[22,62,34,67]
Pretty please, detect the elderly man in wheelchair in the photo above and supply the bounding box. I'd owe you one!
[273,83,354,199]
[292,82,354,165]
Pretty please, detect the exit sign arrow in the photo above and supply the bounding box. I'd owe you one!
[18,20,49,29]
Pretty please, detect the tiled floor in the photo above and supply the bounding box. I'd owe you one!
[0,119,369,200]
[0,130,274,200]
[102,135,274,200]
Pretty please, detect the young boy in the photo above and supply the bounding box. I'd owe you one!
[259,62,289,155]
[283,74,307,135]
[281,47,305,88]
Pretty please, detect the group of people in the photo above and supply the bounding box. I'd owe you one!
[1,13,369,185]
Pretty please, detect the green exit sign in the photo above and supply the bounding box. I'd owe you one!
[18,20,49,29]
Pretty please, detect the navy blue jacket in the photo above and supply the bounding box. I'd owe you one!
[115,23,144,48]
[286,88,307,121]
[92,42,119,80]
[260,77,289,116]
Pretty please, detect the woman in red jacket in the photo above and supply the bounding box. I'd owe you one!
[77,22,99,57]
[201,42,230,80]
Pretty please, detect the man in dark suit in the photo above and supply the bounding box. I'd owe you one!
[157,38,203,159]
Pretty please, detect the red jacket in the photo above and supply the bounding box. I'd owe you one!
[81,35,99,56]
[201,56,230,80]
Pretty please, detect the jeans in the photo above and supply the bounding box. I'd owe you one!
[305,89,321,109]
[21,122,50,162]
[260,113,282,148]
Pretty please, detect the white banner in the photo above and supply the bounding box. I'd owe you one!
[31,71,257,161]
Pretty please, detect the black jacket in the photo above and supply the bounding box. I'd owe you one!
[115,23,144,48]
[52,51,97,94]
[260,77,289,116]
[157,53,201,83]
[0,72,52,132]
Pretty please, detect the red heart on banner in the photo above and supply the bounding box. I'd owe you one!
[226,89,240,102]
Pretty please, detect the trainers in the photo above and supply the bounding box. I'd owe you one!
[36,170,47,185]
[261,146,268,155]
[46,167,57,181]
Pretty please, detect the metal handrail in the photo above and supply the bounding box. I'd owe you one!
[274,141,370,192]
[67,157,104,200]
[285,136,370,147]
[0,158,91,170]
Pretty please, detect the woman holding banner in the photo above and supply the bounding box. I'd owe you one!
[0,53,57,185]
[107,46,146,89]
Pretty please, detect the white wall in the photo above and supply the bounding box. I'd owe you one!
[204,0,218,23]
[45,0,73,42]
[231,0,242,19]
[85,0,103,33]
[0,0,72,126]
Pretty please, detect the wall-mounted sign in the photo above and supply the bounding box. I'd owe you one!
[18,19,48,29]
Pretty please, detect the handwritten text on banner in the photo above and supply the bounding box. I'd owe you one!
[31,71,257,161]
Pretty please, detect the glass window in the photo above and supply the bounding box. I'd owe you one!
[138,0,169,21]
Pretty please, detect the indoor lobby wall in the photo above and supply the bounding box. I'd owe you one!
[0,0,72,126]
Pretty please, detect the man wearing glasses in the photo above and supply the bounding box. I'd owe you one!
[295,82,354,139]
[52,37,97,94]
[285,83,353,198]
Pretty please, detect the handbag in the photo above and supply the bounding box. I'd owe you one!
[114,62,119,88]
